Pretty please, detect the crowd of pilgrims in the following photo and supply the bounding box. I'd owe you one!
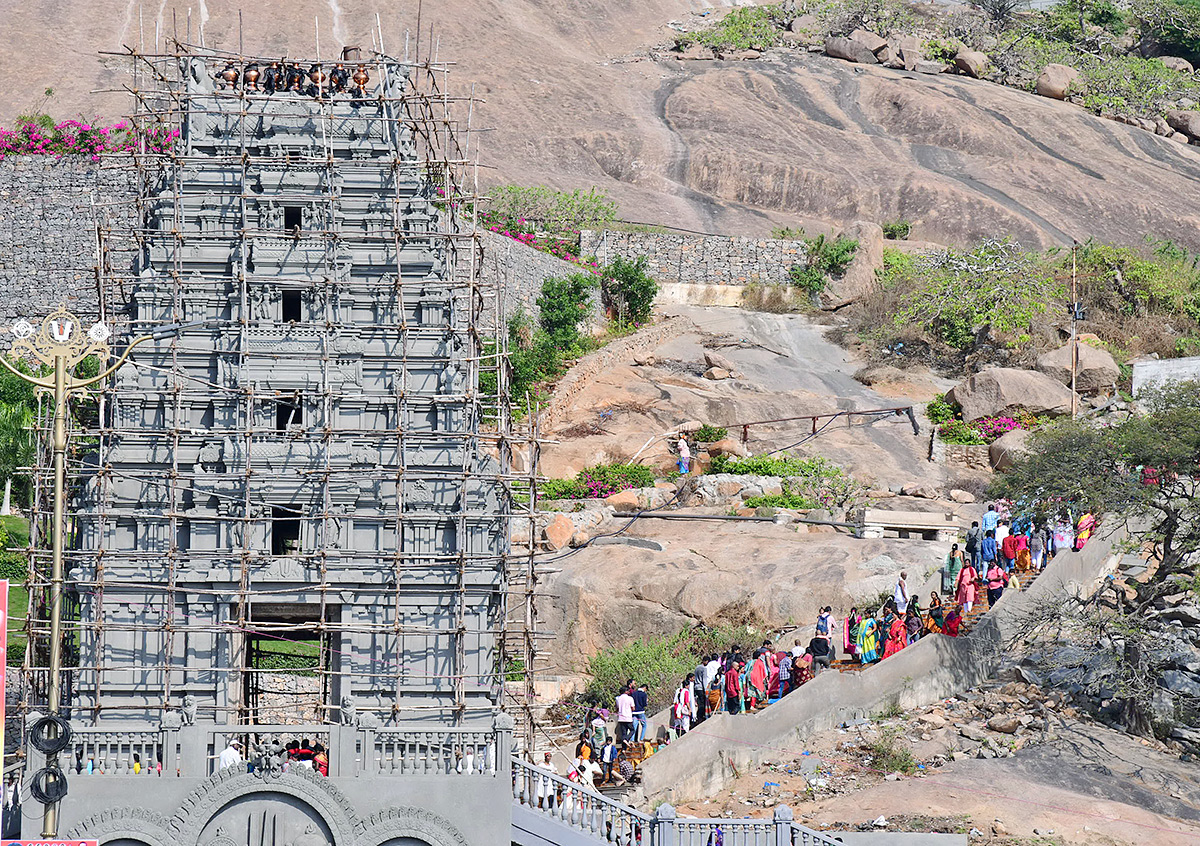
[577,505,1098,752]
[211,59,372,99]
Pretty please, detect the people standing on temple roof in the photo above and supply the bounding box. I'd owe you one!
[218,738,243,769]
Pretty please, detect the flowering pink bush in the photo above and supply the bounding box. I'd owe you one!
[0,118,179,161]
[973,415,1031,442]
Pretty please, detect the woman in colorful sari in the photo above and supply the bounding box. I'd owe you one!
[843,607,861,661]
[793,653,815,687]
[883,613,907,658]
[943,605,962,637]
[926,593,945,634]
[956,559,979,614]
[1075,513,1096,550]
[747,651,769,710]
[904,606,923,644]
[855,615,880,663]
[1015,546,1033,573]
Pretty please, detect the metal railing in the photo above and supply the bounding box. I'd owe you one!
[512,755,649,844]
[510,756,843,846]
[58,719,512,780]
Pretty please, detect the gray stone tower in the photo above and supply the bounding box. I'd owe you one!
[66,51,508,729]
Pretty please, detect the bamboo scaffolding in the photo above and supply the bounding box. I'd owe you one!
[17,37,541,734]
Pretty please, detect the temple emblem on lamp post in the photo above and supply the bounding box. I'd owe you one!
[10,305,112,367]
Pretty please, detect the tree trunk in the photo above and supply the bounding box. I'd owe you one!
[1121,640,1154,737]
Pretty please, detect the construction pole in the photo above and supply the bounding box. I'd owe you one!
[1070,242,1079,420]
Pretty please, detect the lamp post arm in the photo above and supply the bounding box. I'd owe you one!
[0,354,55,389]
[68,334,158,390]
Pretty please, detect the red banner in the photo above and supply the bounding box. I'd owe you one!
[0,578,6,776]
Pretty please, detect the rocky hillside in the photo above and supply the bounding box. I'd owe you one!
[4,1,1199,248]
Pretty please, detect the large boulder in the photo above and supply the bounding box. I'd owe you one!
[543,513,575,550]
[1036,64,1084,100]
[849,29,888,56]
[1160,56,1195,73]
[989,428,1031,471]
[790,14,819,34]
[895,35,922,71]
[825,36,879,65]
[1036,343,1120,393]
[1165,110,1200,139]
[954,50,989,79]
[947,368,1077,422]
[820,220,885,309]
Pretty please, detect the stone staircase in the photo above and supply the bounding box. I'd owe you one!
[826,567,1043,674]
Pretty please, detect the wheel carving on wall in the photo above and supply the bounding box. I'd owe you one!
[354,805,470,846]
[66,806,173,845]
[169,766,358,844]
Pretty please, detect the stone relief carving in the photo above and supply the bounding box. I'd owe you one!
[353,805,470,846]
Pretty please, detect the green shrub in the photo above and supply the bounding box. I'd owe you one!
[585,632,697,712]
[923,38,959,62]
[876,248,915,288]
[504,658,527,682]
[925,393,960,424]
[818,0,917,38]
[541,462,656,500]
[0,551,27,582]
[790,234,859,294]
[895,239,1064,350]
[937,419,988,445]
[6,640,23,665]
[601,256,658,326]
[867,727,918,773]
[694,424,729,442]
[882,220,912,240]
[507,313,566,412]
[585,623,764,711]
[709,454,866,510]
[771,226,805,239]
[540,478,591,500]
[743,493,820,509]
[484,185,617,235]
[676,5,790,51]
[537,273,597,347]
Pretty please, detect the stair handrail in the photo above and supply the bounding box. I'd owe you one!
[512,756,846,846]
[512,755,651,842]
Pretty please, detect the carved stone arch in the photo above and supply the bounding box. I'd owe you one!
[66,806,173,845]
[353,806,470,846]
[169,766,359,845]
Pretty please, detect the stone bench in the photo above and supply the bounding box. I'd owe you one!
[857,509,960,542]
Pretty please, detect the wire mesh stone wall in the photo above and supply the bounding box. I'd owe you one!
[580,229,806,287]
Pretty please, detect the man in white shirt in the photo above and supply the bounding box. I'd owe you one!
[218,738,243,770]
[994,520,1010,550]
[614,687,635,744]
[536,751,558,809]
[893,571,909,615]
[705,655,721,689]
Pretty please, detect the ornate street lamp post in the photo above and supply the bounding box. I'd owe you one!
[0,305,192,837]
